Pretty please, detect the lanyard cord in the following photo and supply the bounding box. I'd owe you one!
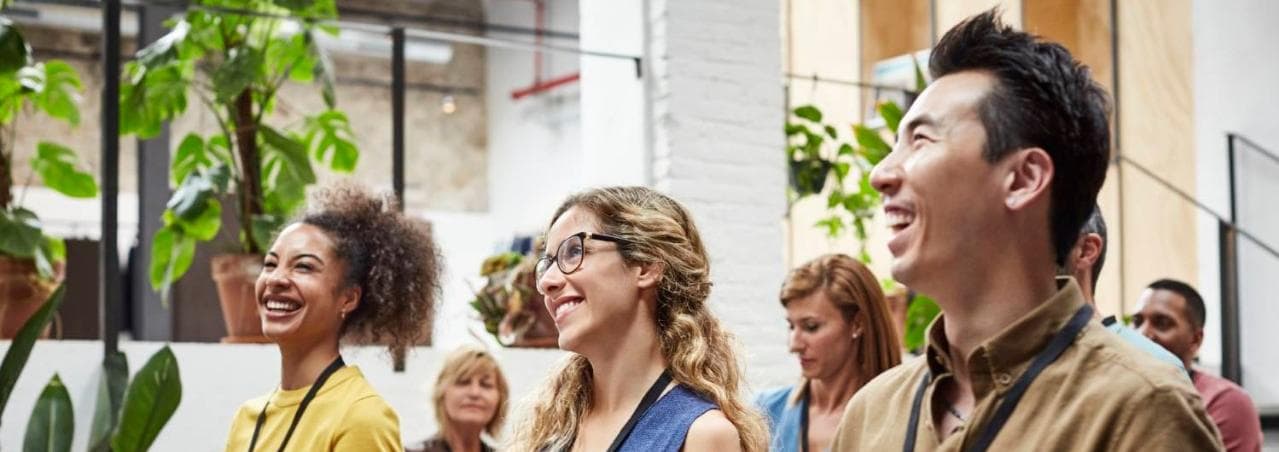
[904,304,1093,452]
[248,356,346,452]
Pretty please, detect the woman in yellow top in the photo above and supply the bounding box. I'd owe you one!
[225,182,441,451]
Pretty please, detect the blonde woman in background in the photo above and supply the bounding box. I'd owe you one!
[409,346,510,452]
[510,186,768,452]
[756,254,901,452]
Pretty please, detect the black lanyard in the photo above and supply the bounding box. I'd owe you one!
[248,356,346,452]
[903,304,1093,452]
[604,369,674,452]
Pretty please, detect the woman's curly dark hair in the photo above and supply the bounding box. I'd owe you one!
[298,181,441,356]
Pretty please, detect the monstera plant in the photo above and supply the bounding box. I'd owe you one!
[0,6,98,338]
[120,0,359,339]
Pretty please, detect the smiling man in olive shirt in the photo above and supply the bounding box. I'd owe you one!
[830,9,1222,452]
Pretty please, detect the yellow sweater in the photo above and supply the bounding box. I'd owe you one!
[225,366,402,451]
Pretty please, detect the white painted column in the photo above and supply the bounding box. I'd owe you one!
[644,0,791,389]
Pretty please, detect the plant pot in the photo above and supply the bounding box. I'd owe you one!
[211,253,270,343]
[0,256,62,339]
[789,159,833,196]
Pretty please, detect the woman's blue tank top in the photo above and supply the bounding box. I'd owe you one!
[617,384,718,452]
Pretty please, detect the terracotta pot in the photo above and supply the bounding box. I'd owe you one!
[211,254,270,343]
[0,256,61,339]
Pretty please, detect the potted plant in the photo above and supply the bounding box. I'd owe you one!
[0,286,182,451]
[0,11,97,339]
[119,0,359,341]
[469,250,558,348]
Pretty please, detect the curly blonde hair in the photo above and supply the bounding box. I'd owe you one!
[509,186,768,452]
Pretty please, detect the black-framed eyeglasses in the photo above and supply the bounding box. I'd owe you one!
[535,232,627,287]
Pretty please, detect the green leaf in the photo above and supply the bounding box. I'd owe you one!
[0,207,43,258]
[276,0,317,11]
[89,352,129,452]
[33,235,65,279]
[250,214,285,253]
[261,125,316,182]
[904,294,941,352]
[120,63,190,138]
[0,285,65,422]
[170,198,222,241]
[814,216,844,238]
[854,124,892,165]
[135,20,189,68]
[165,172,215,221]
[831,161,851,182]
[29,60,83,125]
[793,105,822,123]
[823,125,838,139]
[212,47,263,102]
[23,373,74,452]
[171,133,207,187]
[912,55,927,92]
[837,143,854,157]
[33,141,98,198]
[303,110,358,172]
[878,101,904,135]
[111,346,181,452]
[784,123,805,137]
[0,17,32,74]
[149,225,196,300]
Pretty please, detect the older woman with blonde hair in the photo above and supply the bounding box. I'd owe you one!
[409,346,509,452]
[756,254,901,452]
[510,186,768,452]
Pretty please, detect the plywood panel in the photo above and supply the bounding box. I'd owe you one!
[1118,0,1197,307]
[935,0,1022,39]
[1025,0,1122,315]
[784,0,865,270]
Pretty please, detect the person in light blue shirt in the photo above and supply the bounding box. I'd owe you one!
[1061,206,1187,377]
[755,254,902,452]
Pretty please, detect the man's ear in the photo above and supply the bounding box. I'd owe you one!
[1003,148,1054,211]
[1077,233,1103,270]
[636,261,664,290]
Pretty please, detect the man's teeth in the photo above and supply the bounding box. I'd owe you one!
[265,300,301,312]
[555,299,583,318]
[886,210,915,227]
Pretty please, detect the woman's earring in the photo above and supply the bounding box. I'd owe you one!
[340,310,347,320]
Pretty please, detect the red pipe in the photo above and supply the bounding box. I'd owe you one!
[511,72,581,100]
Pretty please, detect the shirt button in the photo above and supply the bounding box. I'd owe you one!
[995,373,1013,385]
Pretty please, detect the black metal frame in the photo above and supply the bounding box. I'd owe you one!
[73,1,643,360]
[1220,133,1279,386]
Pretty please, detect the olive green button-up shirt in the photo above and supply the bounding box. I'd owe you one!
[831,279,1223,451]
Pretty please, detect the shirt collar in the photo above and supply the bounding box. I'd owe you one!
[924,277,1088,396]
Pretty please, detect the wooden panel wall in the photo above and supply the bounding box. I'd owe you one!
[1116,0,1198,308]
[1025,0,1124,316]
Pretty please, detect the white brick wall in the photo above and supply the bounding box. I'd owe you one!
[646,0,794,392]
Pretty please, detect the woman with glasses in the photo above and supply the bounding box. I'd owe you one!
[755,254,901,452]
[224,182,441,451]
[509,186,768,452]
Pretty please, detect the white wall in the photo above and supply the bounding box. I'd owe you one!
[0,341,565,449]
[1192,0,1279,411]
[645,0,794,391]
[485,0,586,234]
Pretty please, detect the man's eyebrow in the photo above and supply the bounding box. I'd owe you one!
[902,114,939,136]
